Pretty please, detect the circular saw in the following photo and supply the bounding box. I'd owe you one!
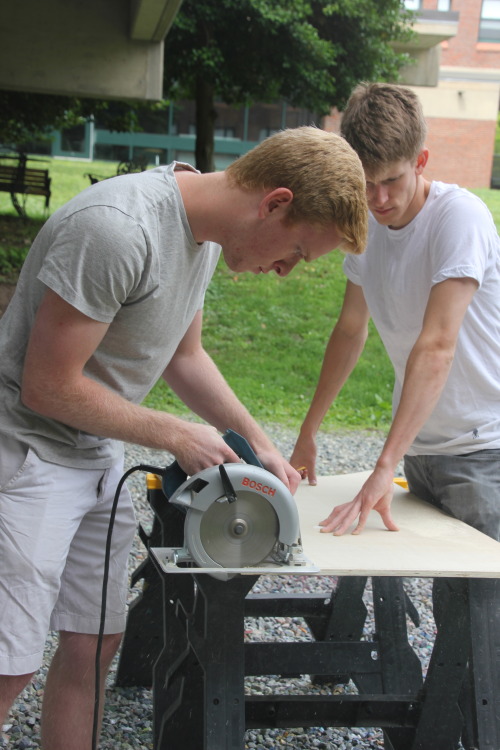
[157,430,309,575]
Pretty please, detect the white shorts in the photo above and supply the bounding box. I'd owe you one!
[0,436,137,675]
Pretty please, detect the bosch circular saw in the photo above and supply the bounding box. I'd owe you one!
[151,430,315,578]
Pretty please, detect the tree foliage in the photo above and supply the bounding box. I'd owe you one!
[0,91,162,152]
[163,0,415,170]
[312,0,416,105]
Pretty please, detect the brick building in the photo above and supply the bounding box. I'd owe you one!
[424,0,500,187]
[435,0,500,186]
[325,0,500,188]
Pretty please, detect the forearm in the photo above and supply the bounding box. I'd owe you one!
[22,369,195,454]
[376,343,454,473]
[22,369,246,476]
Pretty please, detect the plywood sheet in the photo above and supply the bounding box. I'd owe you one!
[296,472,500,578]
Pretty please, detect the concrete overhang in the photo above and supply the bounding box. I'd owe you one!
[131,0,183,42]
[407,10,459,49]
[394,9,459,52]
[0,0,184,101]
[394,9,459,87]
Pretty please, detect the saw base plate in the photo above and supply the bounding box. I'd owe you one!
[151,547,319,577]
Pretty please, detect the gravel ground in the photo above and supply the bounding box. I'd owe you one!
[2,427,450,749]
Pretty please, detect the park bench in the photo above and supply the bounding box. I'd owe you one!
[85,157,148,185]
[0,157,51,218]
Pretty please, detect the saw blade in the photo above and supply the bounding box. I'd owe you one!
[194,491,279,567]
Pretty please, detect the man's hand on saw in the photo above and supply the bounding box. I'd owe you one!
[319,465,399,536]
[173,425,300,493]
[257,450,301,495]
[175,424,239,476]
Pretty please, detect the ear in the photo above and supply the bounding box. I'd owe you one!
[258,188,293,218]
[415,148,429,174]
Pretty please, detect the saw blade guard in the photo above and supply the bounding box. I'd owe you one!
[168,463,301,568]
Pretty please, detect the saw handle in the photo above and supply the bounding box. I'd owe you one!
[222,428,264,469]
[162,460,189,499]
[161,429,263,499]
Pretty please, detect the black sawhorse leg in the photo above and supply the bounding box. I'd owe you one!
[468,577,500,749]
[416,577,500,750]
[116,479,185,687]
[153,572,258,750]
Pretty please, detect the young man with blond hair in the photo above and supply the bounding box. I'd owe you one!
[291,83,500,746]
[0,126,367,748]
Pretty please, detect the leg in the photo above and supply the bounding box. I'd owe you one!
[0,445,136,744]
[0,672,34,728]
[0,439,40,718]
[41,631,123,750]
[0,442,93,723]
[404,450,500,542]
[46,461,136,740]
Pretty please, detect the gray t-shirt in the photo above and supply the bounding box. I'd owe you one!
[0,162,220,467]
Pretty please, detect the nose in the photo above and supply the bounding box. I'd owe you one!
[270,255,300,277]
[370,183,389,207]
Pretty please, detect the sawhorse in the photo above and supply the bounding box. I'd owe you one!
[117,474,500,749]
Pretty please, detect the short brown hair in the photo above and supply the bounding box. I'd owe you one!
[341,82,427,173]
[226,126,368,255]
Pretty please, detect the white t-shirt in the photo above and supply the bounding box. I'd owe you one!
[344,181,500,455]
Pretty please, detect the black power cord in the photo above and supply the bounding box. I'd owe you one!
[91,463,166,750]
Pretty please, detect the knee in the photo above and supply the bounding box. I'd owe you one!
[57,631,123,669]
[0,672,36,708]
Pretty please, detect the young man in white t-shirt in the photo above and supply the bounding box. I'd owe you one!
[291,82,500,747]
[292,83,500,540]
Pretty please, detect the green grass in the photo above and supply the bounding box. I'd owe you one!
[143,253,395,429]
[471,187,500,226]
[2,157,499,431]
[0,157,118,219]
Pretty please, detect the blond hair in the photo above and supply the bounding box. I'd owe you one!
[341,82,427,173]
[226,126,367,255]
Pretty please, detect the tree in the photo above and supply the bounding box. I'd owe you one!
[311,0,415,103]
[163,0,415,172]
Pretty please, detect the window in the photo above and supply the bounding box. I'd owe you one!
[61,124,85,155]
[405,0,451,13]
[479,0,500,42]
[214,127,236,138]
